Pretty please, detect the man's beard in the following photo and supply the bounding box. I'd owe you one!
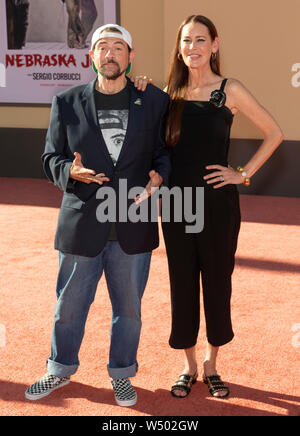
[99,59,128,80]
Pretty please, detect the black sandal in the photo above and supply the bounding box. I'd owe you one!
[203,374,229,399]
[171,372,198,398]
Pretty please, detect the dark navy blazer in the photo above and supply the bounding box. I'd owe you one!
[42,78,171,256]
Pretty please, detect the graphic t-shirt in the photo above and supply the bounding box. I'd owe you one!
[94,83,130,240]
[94,83,130,165]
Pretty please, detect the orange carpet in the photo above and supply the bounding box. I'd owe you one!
[0,177,299,416]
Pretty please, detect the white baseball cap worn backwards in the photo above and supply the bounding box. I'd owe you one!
[91,24,133,50]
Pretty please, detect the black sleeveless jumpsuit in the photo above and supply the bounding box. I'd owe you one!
[162,79,241,348]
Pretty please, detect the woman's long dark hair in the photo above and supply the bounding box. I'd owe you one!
[166,15,221,147]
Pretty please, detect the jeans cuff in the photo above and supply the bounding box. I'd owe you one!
[47,358,78,378]
[107,362,138,379]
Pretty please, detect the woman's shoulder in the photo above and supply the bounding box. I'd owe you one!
[224,78,257,114]
[225,78,248,95]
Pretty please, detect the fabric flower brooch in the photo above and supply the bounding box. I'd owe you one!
[209,90,226,108]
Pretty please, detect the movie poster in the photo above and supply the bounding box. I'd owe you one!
[0,0,119,103]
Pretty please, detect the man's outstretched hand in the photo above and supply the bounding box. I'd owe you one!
[135,170,163,205]
[70,152,110,185]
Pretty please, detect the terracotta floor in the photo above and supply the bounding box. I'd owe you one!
[0,178,299,416]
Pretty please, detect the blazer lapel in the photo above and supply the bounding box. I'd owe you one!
[115,82,144,167]
[81,79,114,166]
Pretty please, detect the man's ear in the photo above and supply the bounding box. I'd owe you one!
[129,49,135,64]
[89,50,94,63]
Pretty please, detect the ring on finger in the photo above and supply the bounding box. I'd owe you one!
[220,175,225,182]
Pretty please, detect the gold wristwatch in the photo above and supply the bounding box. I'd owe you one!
[237,166,250,186]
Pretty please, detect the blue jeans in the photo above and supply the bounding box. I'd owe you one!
[47,241,152,379]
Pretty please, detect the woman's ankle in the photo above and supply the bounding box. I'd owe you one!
[203,359,217,377]
[183,363,198,375]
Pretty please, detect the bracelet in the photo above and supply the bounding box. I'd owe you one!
[237,166,251,186]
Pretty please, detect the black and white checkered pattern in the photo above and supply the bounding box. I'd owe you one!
[25,373,70,400]
[111,378,137,407]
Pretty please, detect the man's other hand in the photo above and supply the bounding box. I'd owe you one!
[70,152,110,185]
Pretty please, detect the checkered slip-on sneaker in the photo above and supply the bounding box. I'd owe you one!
[25,373,70,401]
[111,378,137,407]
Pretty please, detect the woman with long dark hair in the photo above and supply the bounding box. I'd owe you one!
[160,15,283,399]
